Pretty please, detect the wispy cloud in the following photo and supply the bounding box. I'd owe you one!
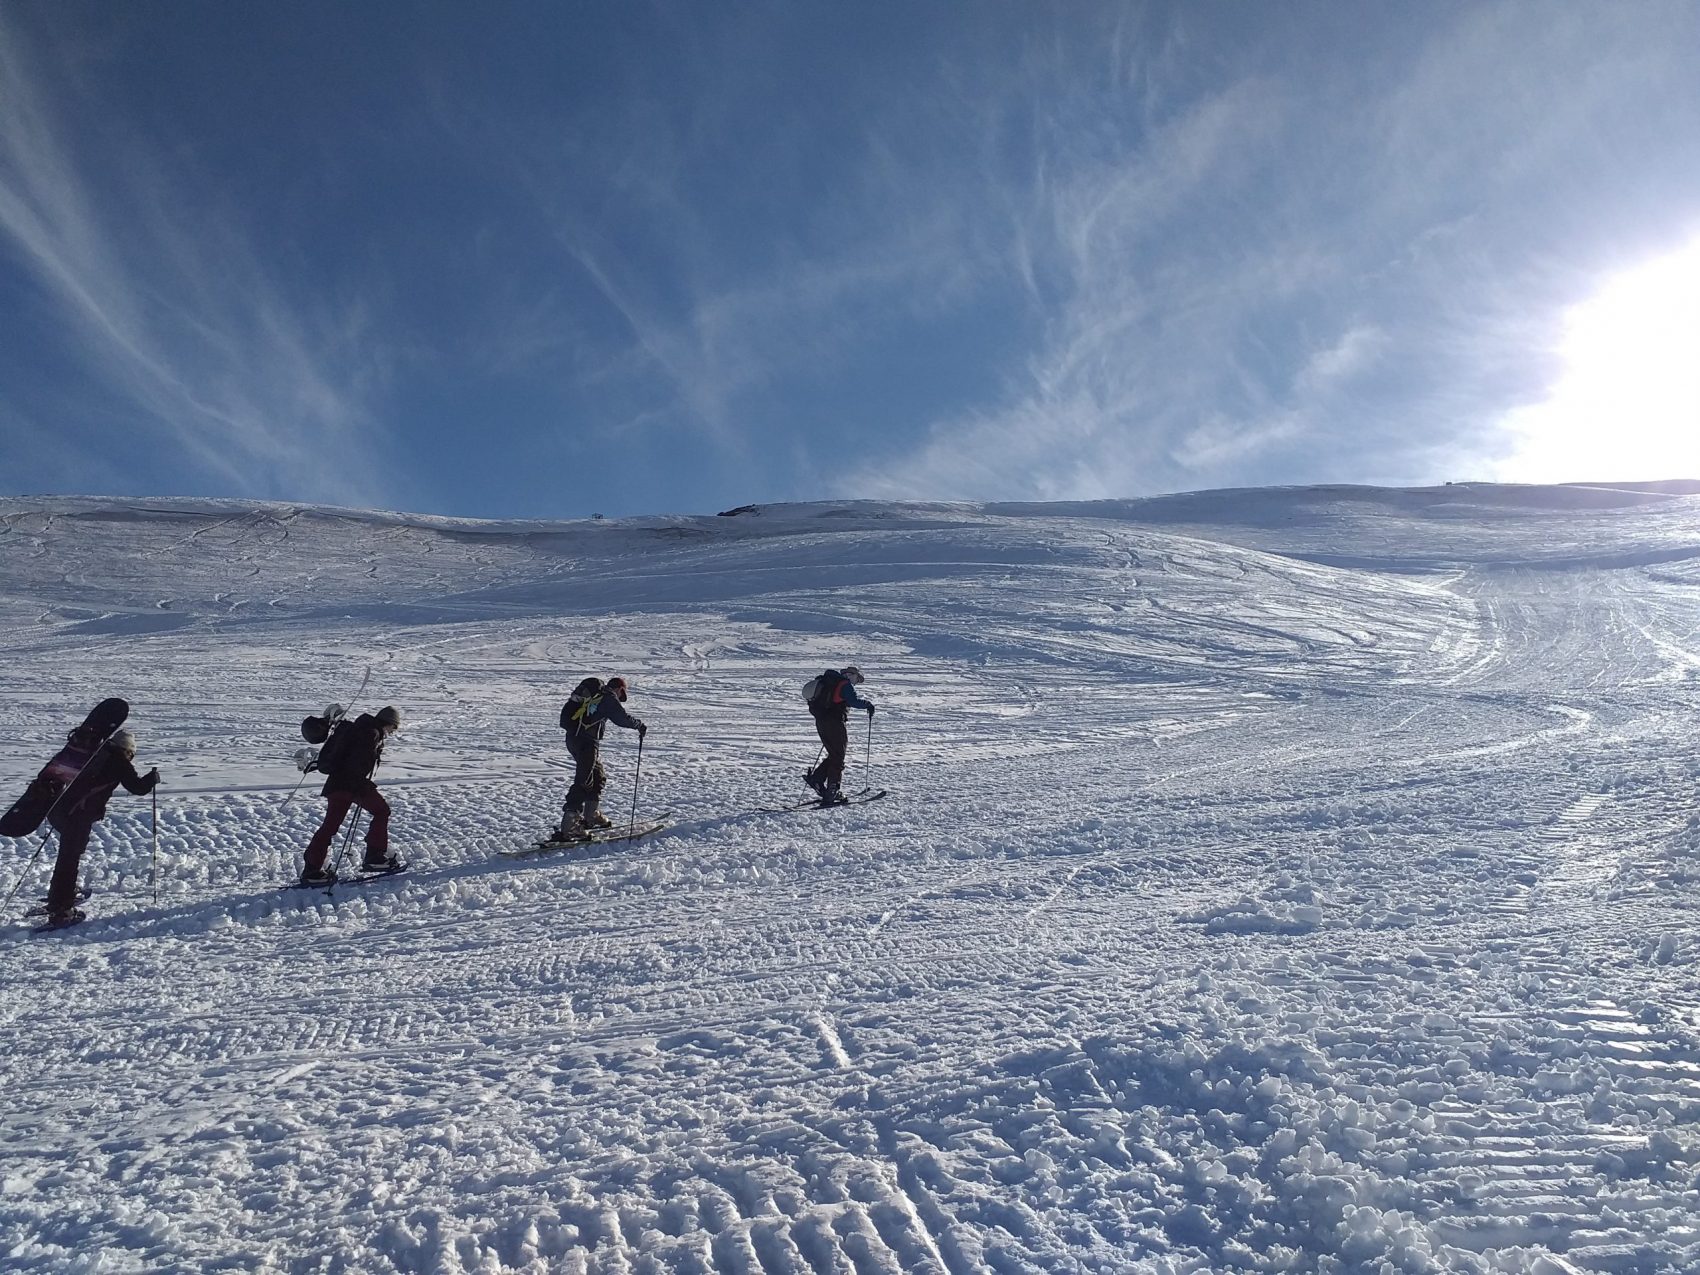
[19,2,1686,516]
[0,12,390,505]
[839,3,1700,502]
[421,7,1041,476]
[848,44,1308,501]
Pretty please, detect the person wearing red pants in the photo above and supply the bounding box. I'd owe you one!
[299,706,402,885]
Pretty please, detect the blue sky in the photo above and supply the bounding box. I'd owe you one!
[3,1,1699,519]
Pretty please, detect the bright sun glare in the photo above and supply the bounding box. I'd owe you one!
[1496,235,1700,483]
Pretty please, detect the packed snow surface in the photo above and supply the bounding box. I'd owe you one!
[3,482,1700,1273]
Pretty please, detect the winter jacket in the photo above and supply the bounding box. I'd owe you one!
[56,742,158,824]
[809,671,873,721]
[320,714,387,795]
[566,690,645,740]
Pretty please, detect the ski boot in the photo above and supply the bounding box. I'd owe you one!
[821,782,846,805]
[299,863,337,887]
[361,850,404,873]
[583,809,614,831]
[39,907,85,931]
[554,813,587,842]
[805,772,829,800]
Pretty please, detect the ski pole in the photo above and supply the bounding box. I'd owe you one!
[2,833,52,906]
[629,732,645,835]
[332,745,382,875]
[332,808,364,875]
[280,765,312,811]
[865,710,874,782]
[150,786,159,905]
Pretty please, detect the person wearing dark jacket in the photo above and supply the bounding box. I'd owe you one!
[558,677,646,838]
[299,706,402,884]
[45,728,160,925]
[805,666,874,802]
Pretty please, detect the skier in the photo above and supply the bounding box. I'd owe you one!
[43,728,160,927]
[804,666,875,803]
[558,676,647,839]
[299,705,403,885]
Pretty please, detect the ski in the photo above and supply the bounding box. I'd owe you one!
[24,887,92,918]
[31,908,86,934]
[808,789,887,809]
[753,788,888,815]
[502,819,670,858]
[282,862,408,892]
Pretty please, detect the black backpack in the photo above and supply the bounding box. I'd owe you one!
[297,703,348,773]
[560,677,603,730]
[313,720,356,774]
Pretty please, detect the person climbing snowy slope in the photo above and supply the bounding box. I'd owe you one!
[804,666,875,803]
[298,706,402,885]
[557,676,647,840]
[43,728,159,927]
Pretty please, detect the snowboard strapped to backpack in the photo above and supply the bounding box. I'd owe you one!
[560,678,603,730]
[294,703,347,773]
[0,698,130,836]
[300,703,345,745]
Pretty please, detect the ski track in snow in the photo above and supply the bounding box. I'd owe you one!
[1,488,1699,1273]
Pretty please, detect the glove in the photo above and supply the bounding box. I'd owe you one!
[636,720,648,736]
[146,767,161,784]
[866,703,876,717]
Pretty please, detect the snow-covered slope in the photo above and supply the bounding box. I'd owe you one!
[2,485,1699,1273]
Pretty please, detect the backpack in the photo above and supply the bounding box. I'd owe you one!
[560,677,603,730]
[293,703,346,773]
[803,669,842,711]
[313,719,357,774]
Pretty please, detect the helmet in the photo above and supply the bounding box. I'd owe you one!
[606,677,628,701]
[376,706,402,730]
[841,666,864,685]
[109,729,137,758]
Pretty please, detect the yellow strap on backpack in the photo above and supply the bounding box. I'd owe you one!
[571,694,602,724]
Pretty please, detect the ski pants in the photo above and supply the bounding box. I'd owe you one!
[304,781,390,871]
[45,809,97,914]
[562,733,606,818]
[806,713,849,790]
